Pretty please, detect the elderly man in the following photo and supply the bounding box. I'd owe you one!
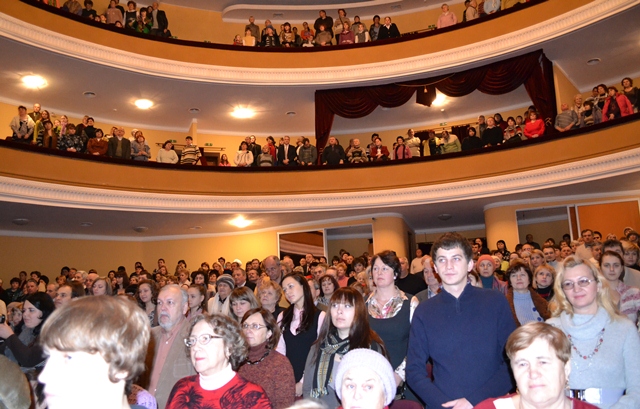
[232,267,256,291]
[46,283,59,300]
[322,136,346,165]
[413,256,441,303]
[395,256,428,296]
[85,271,99,295]
[575,229,596,260]
[554,103,579,132]
[107,126,131,159]
[143,285,195,409]
[150,1,170,37]
[245,16,260,43]
[410,248,424,274]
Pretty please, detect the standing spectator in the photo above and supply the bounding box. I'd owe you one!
[105,0,123,25]
[465,0,479,21]
[150,2,170,37]
[107,126,131,159]
[9,105,34,144]
[378,16,400,40]
[437,3,458,28]
[261,26,280,47]
[405,128,421,157]
[621,77,639,113]
[333,9,350,44]
[298,137,317,166]
[410,249,424,274]
[277,135,297,166]
[322,136,346,165]
[482,117,503,146]
[346,138,367,163]
[123,0,138,29]
[407,232,516,408]
[369,15,382,41]
[81,0,97,19]
[131,131,150,161]
[57,123,84,153]
[603,86,634,121]
[579,101,602,128]
[248,135,261,166]
[179,136,201,165]
[245,16,260,43]
[314,10,333,40]
[157,140,178,163]
[28,103,41,124]
[354,22,370,43]
[393,136,412,160]
[62,0,83,15]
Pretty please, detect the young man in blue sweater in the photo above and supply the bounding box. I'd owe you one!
[407,232,516,409]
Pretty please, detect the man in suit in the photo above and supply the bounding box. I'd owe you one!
[144,285,196,409]
[106,126,131,159]
[232,267,256,291]
[277,135,297,166]
[150,1,170,37]
[248,135,261,167]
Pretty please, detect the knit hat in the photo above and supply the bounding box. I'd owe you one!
[334,349,396,406]
[216,275,235,290]
[477,254,496,268]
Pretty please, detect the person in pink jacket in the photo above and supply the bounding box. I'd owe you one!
[523,111,545,139]
[437,4,458,28]
[603,86,634,121]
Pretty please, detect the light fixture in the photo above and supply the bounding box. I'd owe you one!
[229,216,252,228]
[231,107,255,119]
[83,91,96,98]
[190,226,202,230]
[22,75,47,89]
[437,213,452,221]
[189,108,201,114]
[134,99,154,109]
[286,111,296,116]
[133,226,148,233]
[12,218,30,226]
[80,222,93,227]
[586,58,601,66]
[432,92,447,107]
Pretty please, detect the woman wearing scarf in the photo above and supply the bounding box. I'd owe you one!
[302,287,387,408]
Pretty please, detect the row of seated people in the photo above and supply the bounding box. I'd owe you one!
[40,0,172,36]
[35,0,532,47]
[7,77,638,165]
[1,223,639,408]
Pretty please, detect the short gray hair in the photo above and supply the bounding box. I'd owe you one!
[160,284,188,307]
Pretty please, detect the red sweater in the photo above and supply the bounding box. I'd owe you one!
[523,118,545,139]
[238,343,295,409]
[603,94,634,120]
[165,374,272,409]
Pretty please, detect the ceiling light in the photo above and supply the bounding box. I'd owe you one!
[134,99,154,109]
[189,108,201,114]
[229,216,252,228]
[437,214,452,221]
[22,75,47,89]
[80,222,93,227]
[83,91,96,98]
[12,218,30,226]
[133,226,148,233]
[432,92,447,107]
[586,58,601,66]
[231,107,255,119]
[190,226,202,230]
[286,111,296,116]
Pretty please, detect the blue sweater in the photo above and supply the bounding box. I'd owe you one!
[407,283,516,407]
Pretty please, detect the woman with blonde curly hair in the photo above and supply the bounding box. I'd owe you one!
[547,256,640,408]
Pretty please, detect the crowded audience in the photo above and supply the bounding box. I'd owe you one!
[2,223,639,408]
[7,74,638,167]
[32,1,534,47]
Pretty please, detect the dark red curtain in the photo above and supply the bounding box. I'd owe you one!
[315,50,556,153]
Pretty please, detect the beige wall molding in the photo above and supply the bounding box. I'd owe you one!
[0,0,637,85]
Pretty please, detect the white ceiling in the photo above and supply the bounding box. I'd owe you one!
[0,7,639,136]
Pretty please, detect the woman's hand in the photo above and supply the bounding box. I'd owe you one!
[295,381,303,397]
[0,320,15,339]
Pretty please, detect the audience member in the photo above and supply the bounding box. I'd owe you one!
[437,3,458,28]
[378,16,400,40]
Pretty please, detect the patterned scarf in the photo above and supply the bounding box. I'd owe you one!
[310,333,350,398]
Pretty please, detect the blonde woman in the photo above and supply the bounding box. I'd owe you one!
[547,256,640,408]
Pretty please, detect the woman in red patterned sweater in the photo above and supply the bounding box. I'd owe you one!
[165,314,272,409]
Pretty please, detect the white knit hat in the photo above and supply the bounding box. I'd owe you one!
[334,348,396,406]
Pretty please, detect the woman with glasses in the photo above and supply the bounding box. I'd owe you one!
[166,314,271,409]
[547,256,640,408]
[238,308,295,408]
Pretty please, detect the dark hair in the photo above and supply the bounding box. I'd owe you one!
[373,14,380,20]
[114,270,129,290]
[43,120,53,127]
[23,292,56,338]
[162,140,172,149]
[188,284,208,313]
[240,141,248,149]
[127,0,136,6]
[10,277,21,285]
[597,83,607,93]
[84,0,93,6]
[431,232,473,262]
[396,136,404,142]
[185,136,193,140]
[280,273,317,334]
[370,250,401,279]
[314,287,387,360]
[191,270,209,286]
[67,123,76,131]
[468,127,476,136]
[602,239,623,253]
[600,251,625,280]
[622,77,633,87]
[319,274,339,297]
[18,105,27,111]
[241,308,281,350]
[506,261,533,288]
[135,279,158,307]
[497,240,508,251]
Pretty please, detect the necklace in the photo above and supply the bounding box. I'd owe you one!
[246,350,270,365]
[567,327,605,360]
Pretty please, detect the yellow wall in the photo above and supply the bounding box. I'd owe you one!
[327,237,371,261]
[417,228,487,245]
[518,219,570,246]
[553,63,579,112]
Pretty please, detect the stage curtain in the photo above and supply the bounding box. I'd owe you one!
[315,50,556,154]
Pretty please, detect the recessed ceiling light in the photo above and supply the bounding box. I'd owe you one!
[80,222,93,227]
[189,108,201,114]
[83,91,96,98]
[586,58,601,66]
[286,111,296,116]
[134,99,154,109]
[190,226,202,230]
[231,107,255,119]
[133,226,148,233]
[437,213,452,221]
[22,75,47,89]
[12,218,30,226]
[229,216,252,228]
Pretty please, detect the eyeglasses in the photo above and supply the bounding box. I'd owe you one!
[242,323,267,331]
[184,334,222,348]
[561,278,595,291]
